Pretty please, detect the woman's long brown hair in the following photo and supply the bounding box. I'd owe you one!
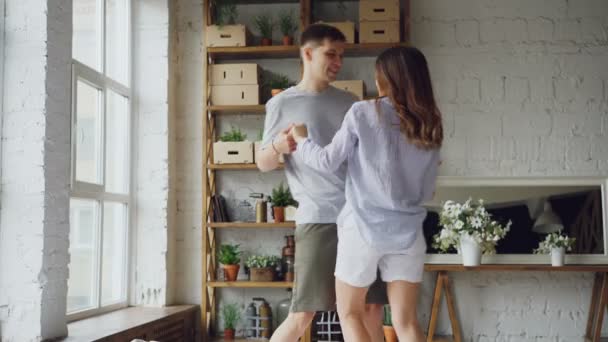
[375,46,443,150]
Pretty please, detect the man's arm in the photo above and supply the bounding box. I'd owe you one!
[256,127,296,172]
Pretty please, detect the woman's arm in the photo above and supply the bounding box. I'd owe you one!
[293,108,358,173]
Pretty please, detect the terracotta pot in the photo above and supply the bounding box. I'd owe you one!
[383,325,398,342]
[261,37,272,46]
[250,267,275,281]
[282,36,294,45]
[224,328,235,340]
[273,206,285,223]
[223,264,240,282]
[271,89,283,97]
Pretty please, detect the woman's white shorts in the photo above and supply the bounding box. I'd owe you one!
[334,225,426,287]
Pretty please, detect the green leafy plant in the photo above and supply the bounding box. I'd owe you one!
[218,244,241,265]
[278,10,297,37]
[257,128,264,141]
[212,0,237,26]
[269,182,296,207]
[432,198,511,255]
[383,305,392,326]
[219,126,247,142]
[254,14,274,39]
[268,74,291,90]
[245,255,282,268]
[221,302,241,330]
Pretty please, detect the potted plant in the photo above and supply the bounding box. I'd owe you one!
[245,255,282,281]
[432,198,511,266]
[218,244,241,281]
[269,73,292,97]
[534,231,576,266]
[213,126,254,164]
[254,14,274,46]
[212,0,237,26]
[269,182,295,223]
[221,302,241,340]
[382,305,397,342]
[278,10,297,45]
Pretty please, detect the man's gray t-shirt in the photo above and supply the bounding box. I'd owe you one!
[261,86,357,224]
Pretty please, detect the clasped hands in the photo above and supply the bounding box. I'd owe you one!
[272,123,307,155]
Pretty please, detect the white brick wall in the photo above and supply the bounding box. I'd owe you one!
[0,0,71,340]
[133,0,174,307]
[173,0,608,339]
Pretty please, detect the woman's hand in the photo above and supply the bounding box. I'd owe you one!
[289,123,308,144]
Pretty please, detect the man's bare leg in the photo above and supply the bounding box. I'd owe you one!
[270,311,315,342]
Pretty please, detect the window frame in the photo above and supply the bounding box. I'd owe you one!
[69,0,133,322]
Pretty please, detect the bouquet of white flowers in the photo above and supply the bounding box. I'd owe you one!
[533,232,576,254]
[432,198,511,255]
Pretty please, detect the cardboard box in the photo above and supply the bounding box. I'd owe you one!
[210,64,260,85]
[359,21,400,43]
[206,24,249,47]
[210,85,259,105]
[331,80,365,100]
[319,21,355,44]
[359,0,400,22]
[213,141,254,164]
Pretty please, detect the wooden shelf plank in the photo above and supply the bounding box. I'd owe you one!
[208,45,300,59]
[424,264,608,272]
[207,163,284,170]
[207,42,409,60]
[208,222,295,229]
[206,105,265,114]
[208,281,294,288]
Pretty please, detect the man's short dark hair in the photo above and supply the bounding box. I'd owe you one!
[300,24,346,46]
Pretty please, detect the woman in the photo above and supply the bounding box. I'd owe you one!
[290,46,443,341]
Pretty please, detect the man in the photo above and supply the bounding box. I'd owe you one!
[256,24,387,342]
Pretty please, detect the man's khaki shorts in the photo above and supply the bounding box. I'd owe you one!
[290,223,388,312]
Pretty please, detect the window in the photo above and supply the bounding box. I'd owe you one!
[69,0,131,320]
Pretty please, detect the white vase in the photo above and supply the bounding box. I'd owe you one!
[459,235,482,266]
[551,247,565,267]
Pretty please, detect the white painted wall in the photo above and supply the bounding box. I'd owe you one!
[0,0,72,340]
[173,0,608,340]
[132,0,175,307]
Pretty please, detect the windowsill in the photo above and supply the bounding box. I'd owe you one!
[61,305,197,341]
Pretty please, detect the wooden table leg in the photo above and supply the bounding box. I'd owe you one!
[586,272,603,340]
[427,271,445,342]
[443,274,462,342]
[591,272,608,341]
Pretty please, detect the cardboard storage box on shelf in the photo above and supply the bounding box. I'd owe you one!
[213,141,254,164]
[210,64,260,85]
[359,0,400,22]
[331,80,365,100]
[206,24,250,47]
[210,85,260,105]
[319,21,355,44]
[254,141,284,163]
[359,21,400,43]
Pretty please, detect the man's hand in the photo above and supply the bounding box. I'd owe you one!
[273,126,297,154]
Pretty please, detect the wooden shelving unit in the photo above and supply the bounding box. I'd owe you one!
[202,0,410,341]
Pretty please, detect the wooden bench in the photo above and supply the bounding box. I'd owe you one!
[423,264,608,342]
